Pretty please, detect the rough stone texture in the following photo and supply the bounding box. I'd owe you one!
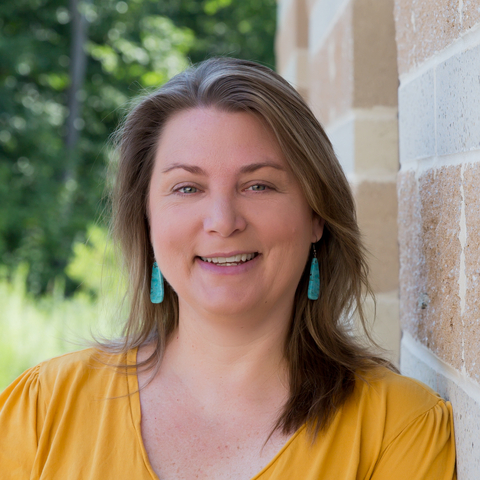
[463,162,480,381]
[353,0,399,108]
[401,340,480,480]
[436,44,480,156]
[394,0,480,75]
[462,0,480,32]
[398,69,435,163]
[399,43,480,162]
[309,2,353,125]
[397,170,425,333]
[419,166,462,370]
[355,181,399,293]
[398,166,463,368]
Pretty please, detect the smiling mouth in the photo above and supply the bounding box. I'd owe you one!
[199,252,259,266]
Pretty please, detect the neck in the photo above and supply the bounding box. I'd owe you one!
[140,301,292,409]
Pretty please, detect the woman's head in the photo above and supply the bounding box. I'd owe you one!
[111,57,383,434]
[147,107,324,321]
[114,57,359,317]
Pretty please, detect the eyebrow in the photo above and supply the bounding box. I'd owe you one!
[161,161,286,175]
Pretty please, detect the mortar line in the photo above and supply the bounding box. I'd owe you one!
[402,331,480,404]
[399,21,480,86]
[459,164,467,373]
[400,150,480,173]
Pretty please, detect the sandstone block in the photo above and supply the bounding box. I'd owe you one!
[398,69,435,163]
[397,166,463,369]
[436,45,480,156]
[463,162,480,380]
[355,180,399,293]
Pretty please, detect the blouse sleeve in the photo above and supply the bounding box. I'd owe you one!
[0,365,44,478]
[371,400,456,480]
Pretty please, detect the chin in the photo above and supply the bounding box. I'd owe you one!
[196,291,262,317]
[203,300,256,317]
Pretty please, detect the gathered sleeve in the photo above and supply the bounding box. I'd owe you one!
[0,365,45,478]
[371,399,456,480]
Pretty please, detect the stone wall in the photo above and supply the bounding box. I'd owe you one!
[276,1,480,476]
[276,0,401,364]
[395,1,480,477]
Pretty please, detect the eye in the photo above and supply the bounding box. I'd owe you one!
[176,185,198,194]
[246,184,269,192]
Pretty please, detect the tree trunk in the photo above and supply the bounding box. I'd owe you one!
[65,0,89,156]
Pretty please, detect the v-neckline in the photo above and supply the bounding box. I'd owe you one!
[125,347,306,480]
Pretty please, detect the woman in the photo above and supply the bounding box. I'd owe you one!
[0,58,455,479]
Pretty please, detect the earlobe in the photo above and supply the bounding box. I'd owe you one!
[312,215,325,243]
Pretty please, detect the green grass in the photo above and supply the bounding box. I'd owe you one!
[0,262,122,391]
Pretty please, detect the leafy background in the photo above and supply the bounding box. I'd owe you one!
[0,0,276,389]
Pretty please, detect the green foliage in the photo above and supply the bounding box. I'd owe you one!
[0,1,192,293]
[0,0,276,296]
[87,15,193,86]
[164,0,276,66]
[66,223,125,300]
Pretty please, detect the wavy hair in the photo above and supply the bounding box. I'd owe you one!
[106,57,392,437]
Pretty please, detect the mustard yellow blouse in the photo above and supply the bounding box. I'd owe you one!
[0,348,456,479]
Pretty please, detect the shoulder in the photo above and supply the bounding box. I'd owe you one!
[0,349,138,478]
[37,348,104,378]
[5,348,133,409]
[1,348,135,429]
[37,348,114,381]
[355,366,443,408]
[274,368,455,479]
[37,348,131,398]
[350,367,452,446]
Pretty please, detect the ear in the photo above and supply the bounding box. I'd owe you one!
[311,214,325,243]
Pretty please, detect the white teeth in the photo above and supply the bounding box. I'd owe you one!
[200,253,256,264]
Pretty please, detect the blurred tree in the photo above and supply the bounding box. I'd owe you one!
[0,0,276,294]
[158,0,276,66]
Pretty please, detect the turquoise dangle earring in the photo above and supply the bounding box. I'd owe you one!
[150,261,164,304]
[307,244,320,300]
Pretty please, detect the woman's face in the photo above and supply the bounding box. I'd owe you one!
[148,108,324,320]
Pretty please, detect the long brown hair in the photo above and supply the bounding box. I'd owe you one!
[107,57,392,436]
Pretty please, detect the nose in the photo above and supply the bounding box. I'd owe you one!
[203,193,247,237]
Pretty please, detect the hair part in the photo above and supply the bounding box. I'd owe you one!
[105,57,394,438]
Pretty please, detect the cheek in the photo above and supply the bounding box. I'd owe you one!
[149,203,204,272]
[150,207,187,254]
[261,202,312,242]
[259,217,312,270]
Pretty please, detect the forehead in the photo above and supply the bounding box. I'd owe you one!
[153,107,288,173]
